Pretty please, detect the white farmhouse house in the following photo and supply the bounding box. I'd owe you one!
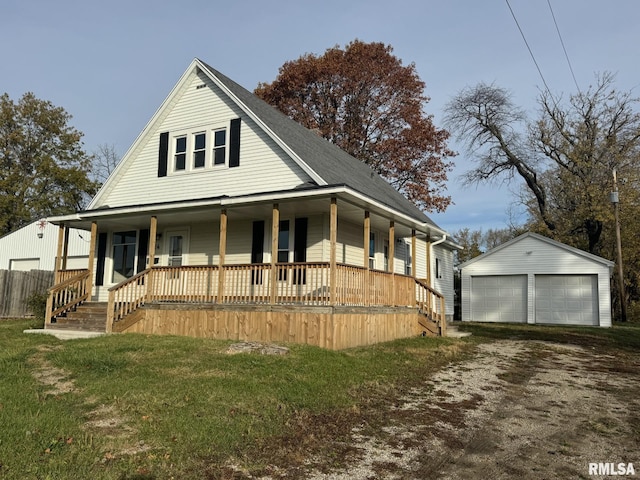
[460,232,614,327]
[43,58,460,348]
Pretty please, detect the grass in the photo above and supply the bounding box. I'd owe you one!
[0,318,468,480]
[456,321,640,353]
[4,318,637,479]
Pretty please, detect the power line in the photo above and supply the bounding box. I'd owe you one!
[505,0,553,97]
[547,0,581,93]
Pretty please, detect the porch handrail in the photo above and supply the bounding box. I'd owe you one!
[45,269,91,325]
[104,264,447,336]
[107,268,152,331]
[415,278,446,336]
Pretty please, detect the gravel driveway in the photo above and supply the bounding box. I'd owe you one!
[304,340,640,479]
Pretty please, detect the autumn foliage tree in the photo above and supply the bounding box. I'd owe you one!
[0,92,97,236]
[255,40,455,212]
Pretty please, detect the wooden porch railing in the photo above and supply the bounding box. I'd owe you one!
[45,269,91,326]
[104,263,447,334]
[415,278,447,336]
[107,268,151,331]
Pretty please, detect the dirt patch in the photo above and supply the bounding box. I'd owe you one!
[256,340,640,479]
[28,345,76,396]
[28,345,151,459]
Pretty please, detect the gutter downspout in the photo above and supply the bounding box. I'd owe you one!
[429,234,447,287]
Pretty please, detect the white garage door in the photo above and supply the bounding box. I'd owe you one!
[471,275,527,323]
[9,258,40,271]
[66,256,89,269]
[535,275,598,326]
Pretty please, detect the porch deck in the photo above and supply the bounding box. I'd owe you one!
[45,262,446,349]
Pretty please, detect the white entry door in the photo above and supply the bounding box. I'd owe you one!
[164,230,189,266]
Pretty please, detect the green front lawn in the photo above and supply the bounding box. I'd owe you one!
[0,319,466,479]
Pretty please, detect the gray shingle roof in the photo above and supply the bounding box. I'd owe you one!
[199,60,441,229]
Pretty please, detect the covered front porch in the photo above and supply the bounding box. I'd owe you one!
[44,189,448,348]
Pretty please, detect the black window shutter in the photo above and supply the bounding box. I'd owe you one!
[293,217,308,284]
[137,229,149,273]
[229,118,241,168]
[95,232,108,286]
[251,220,265,284]
[158,132,169,177]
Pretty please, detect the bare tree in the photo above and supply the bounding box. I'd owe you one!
[92,143,121,184]
[444,83,554,231]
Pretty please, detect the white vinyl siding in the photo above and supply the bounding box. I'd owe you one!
[0,221,89,271]
[432,244,455,317]
[94,70,311,209]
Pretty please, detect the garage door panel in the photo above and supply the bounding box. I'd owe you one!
[535,275,598,326]
[471,275,527,323]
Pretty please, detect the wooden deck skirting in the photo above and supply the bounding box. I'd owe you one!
[115,303,426,350]
[47,262,447,345]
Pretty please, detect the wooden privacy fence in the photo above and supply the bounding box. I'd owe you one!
[0,269,54,318]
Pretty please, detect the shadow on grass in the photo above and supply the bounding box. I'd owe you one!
[456,321,640,353]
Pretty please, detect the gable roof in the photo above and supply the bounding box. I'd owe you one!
[197,60,435,226]
[89,59,441,230]
[459,232,615,269]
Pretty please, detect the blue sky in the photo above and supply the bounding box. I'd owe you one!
[2,0,639,234]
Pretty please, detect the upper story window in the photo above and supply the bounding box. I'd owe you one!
[213,129,226,165]
[193,132,206,168]
[170,125,228,174]
[158,118,240,178]
[174,136,187,171]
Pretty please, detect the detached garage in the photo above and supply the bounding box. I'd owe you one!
[460,232,614,327]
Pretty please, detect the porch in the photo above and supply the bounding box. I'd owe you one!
[45,262,446,349]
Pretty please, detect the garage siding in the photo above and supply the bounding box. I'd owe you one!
[461,233,613,327]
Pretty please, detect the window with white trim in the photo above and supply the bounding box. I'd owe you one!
[193,132,206,168]
[174,136,187,171]
[170,124,228,174]
[213,128,226,165]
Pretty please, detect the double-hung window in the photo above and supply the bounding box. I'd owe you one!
[213,128,226,165]
[193,132,206,168]
[174,136,187,171]
[170,125,228,173]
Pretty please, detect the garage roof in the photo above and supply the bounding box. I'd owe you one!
[459,232,615,270]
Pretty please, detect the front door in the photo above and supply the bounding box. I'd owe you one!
[164,230,189,267]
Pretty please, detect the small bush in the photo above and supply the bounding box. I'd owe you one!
[24,291,48,320]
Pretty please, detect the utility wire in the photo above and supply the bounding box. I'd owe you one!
[505,0,553,98]
[547,0,581,93]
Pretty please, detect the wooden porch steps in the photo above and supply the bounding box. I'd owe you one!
[47,302,108,333]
